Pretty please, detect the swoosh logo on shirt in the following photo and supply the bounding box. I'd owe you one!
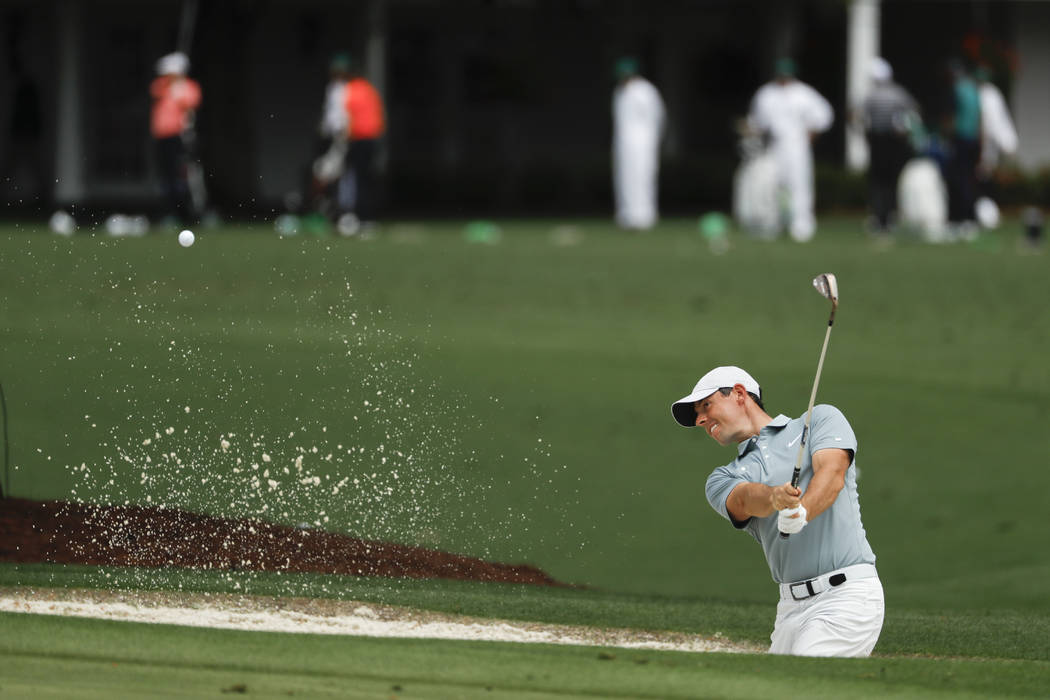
[787,432,804,448]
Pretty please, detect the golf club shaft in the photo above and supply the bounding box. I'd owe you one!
[780,318,834,539]
[794,320,834,486]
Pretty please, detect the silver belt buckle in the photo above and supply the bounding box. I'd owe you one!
[790,579,817,601]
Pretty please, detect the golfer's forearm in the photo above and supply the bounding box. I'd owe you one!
[801,469,846,520]
[727,483,776,520]
[799,448,851,521]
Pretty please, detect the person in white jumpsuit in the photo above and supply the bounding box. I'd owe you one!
[748,59,833,242]
[612,57,665,230]
[305,53,352,218]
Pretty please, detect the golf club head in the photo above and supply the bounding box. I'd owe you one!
[813,273,838,308]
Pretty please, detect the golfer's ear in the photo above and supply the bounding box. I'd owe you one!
[732,384,748,400]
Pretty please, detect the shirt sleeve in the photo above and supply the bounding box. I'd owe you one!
[807,404,857,458]
[172,80,201,111]
[705,463,750,528]
[803,86,834,133]
[650,84,666,132]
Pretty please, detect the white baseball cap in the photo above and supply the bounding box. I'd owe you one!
[156,52,190,77]
[671,366,761,427]
[870,57,892,82]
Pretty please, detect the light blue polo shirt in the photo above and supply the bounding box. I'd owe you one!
[705,404,876,584]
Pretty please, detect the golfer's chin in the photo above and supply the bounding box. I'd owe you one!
[707,428,731,447]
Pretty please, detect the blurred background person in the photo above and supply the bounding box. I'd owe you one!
[150,51,203,227]
[941,60,981,235]
[307,52,352,221]
[611,56,665,231]
[859,57,920,237]
[338,56,386,235]
[976,64,1018,207]
[747,58,833,242]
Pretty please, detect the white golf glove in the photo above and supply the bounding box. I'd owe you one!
[778,504,808,535]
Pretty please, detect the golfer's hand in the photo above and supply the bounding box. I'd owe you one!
[778,503,808,535]
[770,483,802,511]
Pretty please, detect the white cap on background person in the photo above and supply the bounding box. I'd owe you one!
[870,57,892,83]
[156,52,190,77]
[671,366,761,427]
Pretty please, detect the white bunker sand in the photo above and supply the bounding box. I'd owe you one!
[0,587,757,654]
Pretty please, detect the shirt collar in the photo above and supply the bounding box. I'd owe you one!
[737,414,792,456]
[764,414,792,430]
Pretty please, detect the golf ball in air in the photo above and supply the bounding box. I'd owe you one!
[178,230,195,247]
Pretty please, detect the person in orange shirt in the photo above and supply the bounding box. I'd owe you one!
[337,59,386,234]
[151,52,203,225]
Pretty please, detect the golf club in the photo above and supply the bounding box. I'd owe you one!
[780,273,839,539]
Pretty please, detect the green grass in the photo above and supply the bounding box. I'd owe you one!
[2,612,1047,699]
[3,562,1049,663]
[1,217,1049,696]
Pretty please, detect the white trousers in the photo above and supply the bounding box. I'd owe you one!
[770,564,884,657]
[613,133,660,230]
[772,141,816,242]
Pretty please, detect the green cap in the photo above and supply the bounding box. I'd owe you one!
[614,56,639,81]
[330,52,352,74]
[775,57,797,78]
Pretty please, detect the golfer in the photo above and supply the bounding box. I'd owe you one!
[671,366,883,656]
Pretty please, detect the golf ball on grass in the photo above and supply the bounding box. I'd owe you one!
[178,230,195,247]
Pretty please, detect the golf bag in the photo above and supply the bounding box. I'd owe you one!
[732,132,780,238]
[897,157,948,242]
